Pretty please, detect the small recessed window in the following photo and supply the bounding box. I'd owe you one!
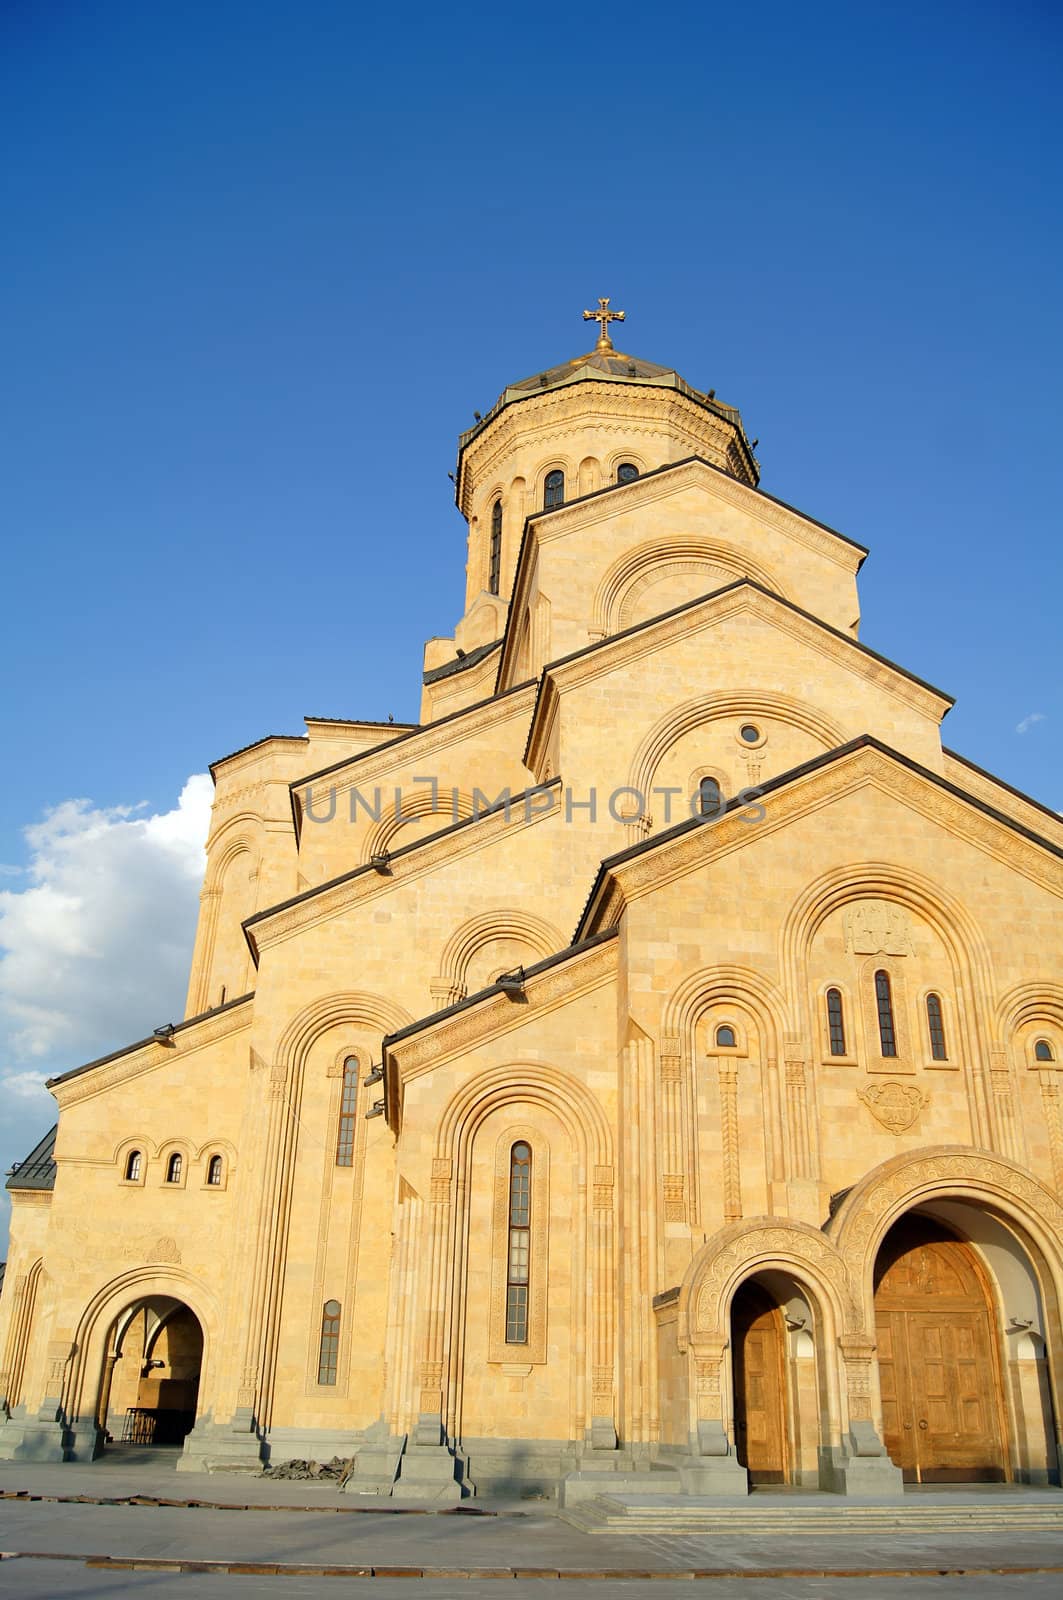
[318,1300,342,1385]
[543,469,565,510]
[740,724,760,744]
[875,970,897,1058]
[207,1154,223,1186]
[926,993,948,1060]
[165,1152,183,1184]
[125,1150,142,1182]
[826,988,846,1056]
[698,776,723,817]
[1035,1040,1055,1063]
[617,462,639,484]
[715,1025,737,1048]
[489,499,502,596]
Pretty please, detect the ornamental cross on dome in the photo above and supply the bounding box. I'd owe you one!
[583,296,626,352]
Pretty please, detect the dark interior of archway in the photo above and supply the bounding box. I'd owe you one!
[874,1214,1007,1484]
[103,1302,203,1448]
[731,1280,789,1485]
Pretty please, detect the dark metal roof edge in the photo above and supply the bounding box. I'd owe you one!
[573,734,1063,942]
[304,715,419,731]
[382,928,620,1051]
[45,992,256,1089]
[5,1124,58,1191]
[290,677,536,794]
[247,776,565,955]
[423,638,502,685]
[942,747,1063,827]
[536,577,955,709]
[208,734,307,782]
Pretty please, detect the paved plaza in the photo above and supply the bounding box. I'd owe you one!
[1,1455,1062,1598]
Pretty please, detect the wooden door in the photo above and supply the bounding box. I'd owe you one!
[732,1282,789,1484]
[874,1217,1006,1483]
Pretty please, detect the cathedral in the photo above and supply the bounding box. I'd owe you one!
[2,305,1061,1503]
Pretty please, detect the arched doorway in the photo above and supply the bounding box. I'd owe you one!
[97,1297,203,1450]
[874,1215,1007,1483]
[731,1281,789,1483]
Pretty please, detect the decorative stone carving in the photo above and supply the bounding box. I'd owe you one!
[844,900,915,957]
[858,1081,928,1135]
[148,1236,182,1264]
[663,1174,685,1221]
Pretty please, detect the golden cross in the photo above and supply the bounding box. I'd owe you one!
[582,296,626,352]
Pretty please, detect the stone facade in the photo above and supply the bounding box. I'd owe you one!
[2,325,1061,1499]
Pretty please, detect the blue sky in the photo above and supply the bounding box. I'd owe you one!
[0,0,1060,1243]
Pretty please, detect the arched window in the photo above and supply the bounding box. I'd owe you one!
[875,970,897,1057]
[543,469,565,510]
[926,993,948,1060]
[1035,1040,1055,1062]
[489,500,502,595]
[317,1300,341,1385]
[165,1152,183,1184]
[125,1150,142,1182]
[698,776,723,817]
[506,1143,532,1344]
[336,1057,359,1167]
[616,462,639,484]
[826,988,846,1056]
[715,1024,737,1048]
[207,1154,224,1186]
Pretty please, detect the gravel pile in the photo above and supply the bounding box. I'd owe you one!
[260,1455,355,1483]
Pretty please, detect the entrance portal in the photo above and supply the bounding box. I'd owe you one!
[97,1298,203,1449]
[731,1281,789,1484]
[874,1215,1006,1483]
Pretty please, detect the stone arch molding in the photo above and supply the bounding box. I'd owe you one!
[272,990,415,1083]
[662,962,790,1059]
[437,910,564,1000]
[592,536,786,638]
[628,691,845,808]
[435,1059,613,1166]
[680,1217,862,1346]
[361,789,479,864]
[828,1145,1063,1312]
[995,980,1063,1037]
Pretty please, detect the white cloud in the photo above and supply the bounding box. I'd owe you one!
[2,1070,52,1101]
[1016,711,1047,735]
[0,775,212,1068]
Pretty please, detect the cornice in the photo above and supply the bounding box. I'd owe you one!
[210,735,308,784]
[458,382,754,512]
[524,583,950,749]
[249,778,563,961]
[385,932,618,1085]
[50,996,255,1109]
[580,741,1062,935]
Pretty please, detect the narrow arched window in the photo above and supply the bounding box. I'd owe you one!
[698,776,722,817]
[715,1024,736,1048]
[317,1300,341,1384]
[506,1143,531,1344]
[207,1154,223,1186]
[543,469,564,510]
[1035,1040,1055,1062]
[875,970,897,1057]
[125,1150,142,1182]
[489,500,502,595]
[336,1057,358,1167]
[617,462,639,483]
[826,988,846,1055]
[166,1152,183,1184]
[926,993,947,1060]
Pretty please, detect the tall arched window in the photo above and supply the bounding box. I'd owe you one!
[125,1150,142,1182]
[1035,1040,1055,1062]
[506,1143,532,1344]
[543,469,565,510]
[826,988,846,1056]
[336,1057,359,1167]
[317,1300,341,1384]
[207,1154,224,1186]
[925,993,947,1060]
[165,1152,183,1184]
[616,462,639,483]
[875,970,897,1057]
[698,776,722,817]
[489,500,502,595]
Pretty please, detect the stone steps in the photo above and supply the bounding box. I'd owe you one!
[562,1490,1063,1535]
